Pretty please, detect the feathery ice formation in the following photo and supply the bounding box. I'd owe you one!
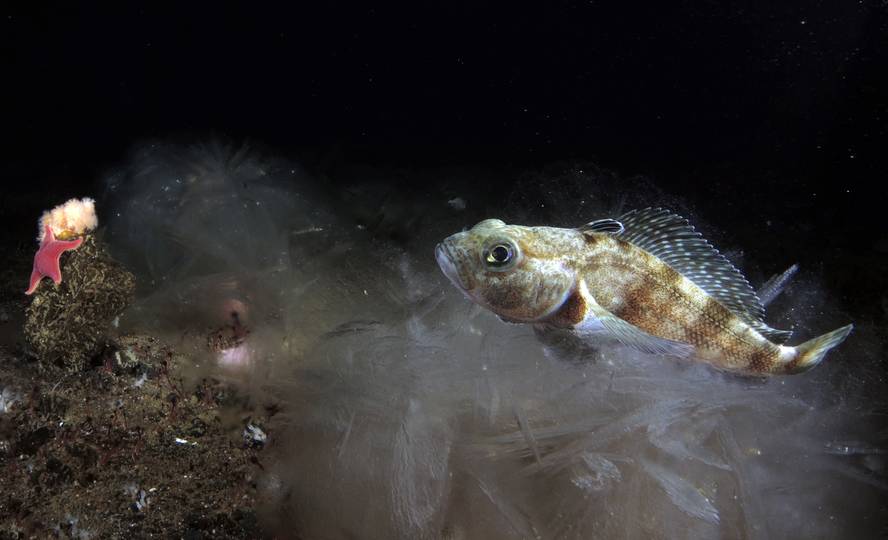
[103,145,882,539]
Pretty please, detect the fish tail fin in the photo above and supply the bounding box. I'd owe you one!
[785,324,853,374]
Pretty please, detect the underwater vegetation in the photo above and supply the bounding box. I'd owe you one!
[6,141,885,538]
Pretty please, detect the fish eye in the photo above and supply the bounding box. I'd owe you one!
[484,242,515,267]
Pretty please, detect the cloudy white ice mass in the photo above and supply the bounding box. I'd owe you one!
[104,142,886,539]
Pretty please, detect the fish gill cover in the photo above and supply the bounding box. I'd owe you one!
[103,142,886,539]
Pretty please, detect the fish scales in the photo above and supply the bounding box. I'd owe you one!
[436,209,852,376]
[577,235,778,372]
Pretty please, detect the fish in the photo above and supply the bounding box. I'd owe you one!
[435,208,853,375]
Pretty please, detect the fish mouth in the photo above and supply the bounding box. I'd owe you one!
[435,241,471,291]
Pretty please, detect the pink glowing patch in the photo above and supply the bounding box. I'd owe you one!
[216,343,254,371]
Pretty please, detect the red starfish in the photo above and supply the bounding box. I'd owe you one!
[25,224,83,295]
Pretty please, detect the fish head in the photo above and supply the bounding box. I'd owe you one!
[436,218,577,322]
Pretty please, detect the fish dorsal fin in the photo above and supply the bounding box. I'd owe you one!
[616,208,766,323]
[580,219,625,235]
[757,264,798,307]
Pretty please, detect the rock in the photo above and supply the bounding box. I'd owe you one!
[23,234,136,372]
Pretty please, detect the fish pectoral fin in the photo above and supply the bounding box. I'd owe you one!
[598,317,696,357]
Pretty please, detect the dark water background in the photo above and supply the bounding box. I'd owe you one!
[1,3,887,538]
[2,2,886,323]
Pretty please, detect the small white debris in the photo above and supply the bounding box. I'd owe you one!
[123,349,138,365]
[292,226,325,235]
[56,514,93,539]
[134,489,150,512]
[174,437,197,446]
[447,197,466,211]
[132,372,148,388]
[124,483,151,512]
[0,387,20,414]
[244,423,267,447]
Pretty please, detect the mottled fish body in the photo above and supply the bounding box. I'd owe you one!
[435,208,852,375]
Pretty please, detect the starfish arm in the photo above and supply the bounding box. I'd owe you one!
[48,237,83,253]
[43,237,82,259]
[34,247,63,283]
[48,264,63,284]
[26,230,83,295]
[25,268,43,295]
[41,223,55,244]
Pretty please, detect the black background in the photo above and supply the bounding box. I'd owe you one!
[2,2,887,320]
